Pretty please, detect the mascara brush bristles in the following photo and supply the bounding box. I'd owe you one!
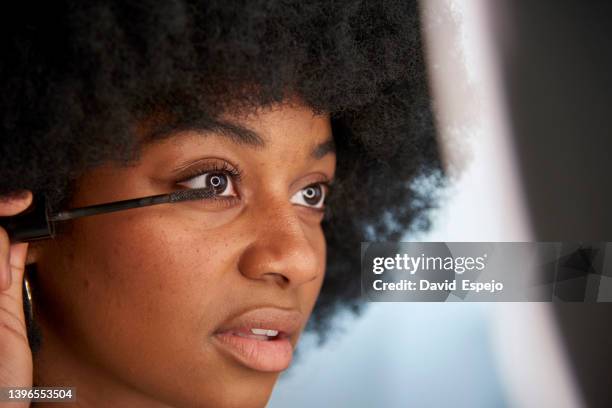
[169,187,216,202]
[49,187,216,222]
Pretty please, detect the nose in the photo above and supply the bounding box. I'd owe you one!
[237,201,322,289]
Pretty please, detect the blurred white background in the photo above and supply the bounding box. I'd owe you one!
[269,1,583,407]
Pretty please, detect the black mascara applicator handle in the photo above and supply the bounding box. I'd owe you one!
[0,187,215,243]
[0,197,55,243]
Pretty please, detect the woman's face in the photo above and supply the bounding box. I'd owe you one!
[32,102,335,407]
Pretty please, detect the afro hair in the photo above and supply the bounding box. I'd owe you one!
[0,0,444,339]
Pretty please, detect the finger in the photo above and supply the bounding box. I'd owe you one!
[7,242,30,322]
[0,242,30,336]
[0,227,10,291]
[0,190,33,217]
[0,241,30,389]
[10,242,30,281]
[0,191,33,290]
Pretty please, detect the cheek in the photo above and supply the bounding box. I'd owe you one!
[35,207,328,404]
[38,212,235,379]
[94,213,229,323]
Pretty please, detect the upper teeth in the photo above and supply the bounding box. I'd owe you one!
[250,328,279,336]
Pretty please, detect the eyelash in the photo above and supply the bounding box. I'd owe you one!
[176,161,243,185]
[174,161,242,206]
[174,160,330,211]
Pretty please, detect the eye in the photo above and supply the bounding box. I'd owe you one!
[178,171,237,197]
[290,183,327,209]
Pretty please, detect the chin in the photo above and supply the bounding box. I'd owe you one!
[187,378,278,408]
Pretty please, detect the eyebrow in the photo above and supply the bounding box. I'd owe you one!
[311,138,335,159]
[145,118,335,159]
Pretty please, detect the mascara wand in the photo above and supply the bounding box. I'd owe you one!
[0,187,216,243]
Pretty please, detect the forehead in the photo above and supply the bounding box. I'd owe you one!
[224,103,330,141]
[139,102,335,161]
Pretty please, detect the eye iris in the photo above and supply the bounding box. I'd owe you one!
[303,185,322,205]
[208,173,228,192]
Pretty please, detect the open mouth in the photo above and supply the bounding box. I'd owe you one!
[230,328,285,341]
[213,329,293,372]
[212,308,302,372]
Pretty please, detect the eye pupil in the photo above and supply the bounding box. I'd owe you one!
[208,173,227,192]
[303,185,322,205]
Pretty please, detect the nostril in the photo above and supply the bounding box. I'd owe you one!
[261,272,290,286]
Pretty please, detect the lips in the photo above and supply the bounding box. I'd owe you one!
[212,307,303,372]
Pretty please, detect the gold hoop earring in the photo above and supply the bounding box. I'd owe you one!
[23,274,34,324]
[22,265,42,353]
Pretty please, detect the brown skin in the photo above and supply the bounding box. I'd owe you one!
[0,191,33,408]
[0,102,335,407]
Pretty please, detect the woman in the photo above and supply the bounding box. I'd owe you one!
[0,1,442,407]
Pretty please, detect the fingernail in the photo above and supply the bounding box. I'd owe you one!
[8,190,29,200]
[0,190,30,205]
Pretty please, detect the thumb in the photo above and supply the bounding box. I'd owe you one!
[6,242,30,322]
[10,242,30,281]
[0,191,33,217]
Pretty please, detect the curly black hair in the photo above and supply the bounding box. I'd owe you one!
[1,0,444,340]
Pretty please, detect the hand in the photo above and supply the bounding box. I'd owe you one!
[0,191,34,407]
